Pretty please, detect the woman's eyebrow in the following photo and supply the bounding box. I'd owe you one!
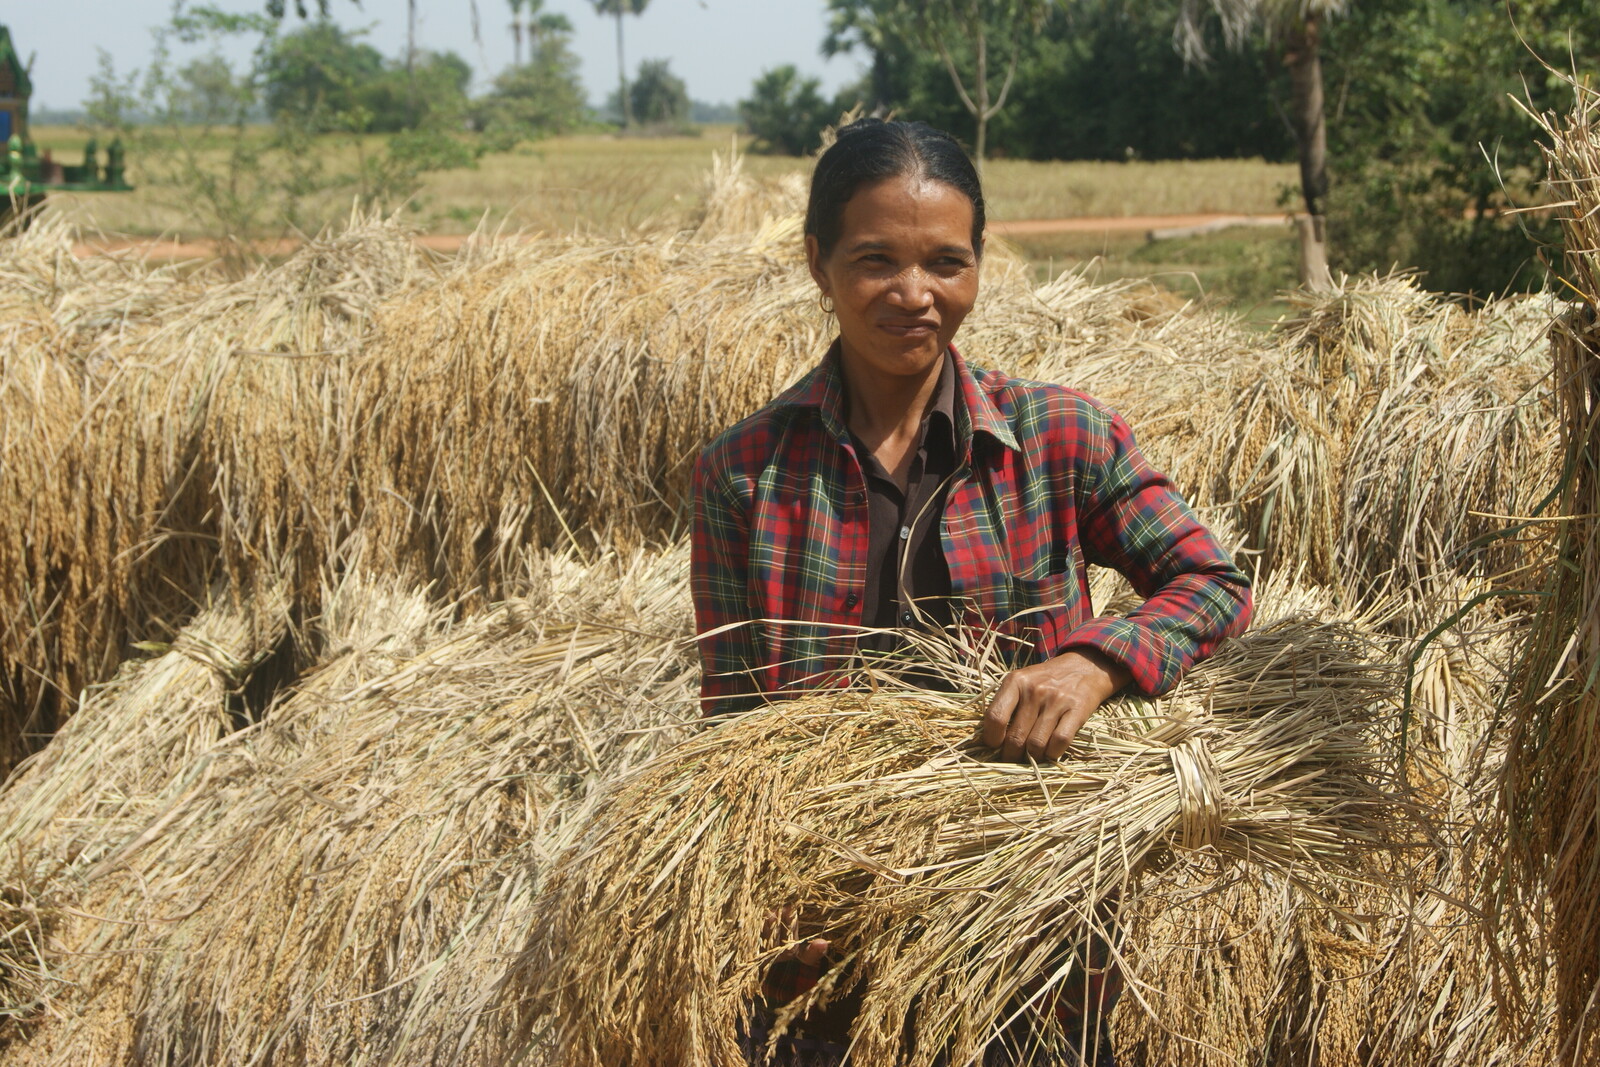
[844,240,974,257]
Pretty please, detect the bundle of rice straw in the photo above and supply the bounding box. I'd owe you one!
[2,545,695,1066]
[688,146,809,240]
[526,586,1396,1067]
[1499,82,1600,1060]
[1115,580,1557,1066]
[0,210,427,761]
[0,582,290,1025]
[1182,278,1556,599]
[5,163,1558,767]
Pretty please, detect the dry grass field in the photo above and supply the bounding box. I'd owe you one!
[34,123,1302,312]
[0,99,1593,1066]
[33,124,1296,236]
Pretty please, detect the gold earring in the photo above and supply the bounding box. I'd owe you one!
[818,294,835,315]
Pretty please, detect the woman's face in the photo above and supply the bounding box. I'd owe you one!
[806,174,981,384]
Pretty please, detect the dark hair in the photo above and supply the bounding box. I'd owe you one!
[804,118,986,259]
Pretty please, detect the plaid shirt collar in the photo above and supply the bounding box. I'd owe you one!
[772,340,1021,462]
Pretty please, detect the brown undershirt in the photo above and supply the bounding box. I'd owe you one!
[846,351,959,652]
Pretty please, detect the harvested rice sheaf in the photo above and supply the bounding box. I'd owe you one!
[1116,588,1558,1067]
[0,166,1559,766]
[1500,83,1600,1061]
[0,546,696,1067]
[526,602,1397,1067]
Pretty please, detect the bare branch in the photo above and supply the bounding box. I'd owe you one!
[985,31,1023,119]
[932,35,981,118]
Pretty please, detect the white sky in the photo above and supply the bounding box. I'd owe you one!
[8,0,864,112]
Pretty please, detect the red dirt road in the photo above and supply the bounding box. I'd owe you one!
[67,213,1297,261]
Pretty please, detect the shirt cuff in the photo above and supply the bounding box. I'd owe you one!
[1058,617,1175,698]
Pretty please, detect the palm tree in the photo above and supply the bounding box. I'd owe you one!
[1180,0,1349,289]
[591,0,651,128]
[529,0,574,46]
[822,0,902,116]
[508,0,526,67]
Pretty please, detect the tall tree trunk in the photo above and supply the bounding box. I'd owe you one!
[870,50,892,116]
[974,21,988,164]
[616,11,632,128]
[511,21,523,67]
[406,0,418,128]
[1284,13,1332,290]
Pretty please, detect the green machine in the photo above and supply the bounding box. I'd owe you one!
[1,24,133,224]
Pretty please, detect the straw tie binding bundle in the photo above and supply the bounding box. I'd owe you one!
[524,611,1396,1067]
[1170,737,1227,852]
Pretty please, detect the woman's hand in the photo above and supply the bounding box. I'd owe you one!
[765,906,831,966]
[981,648,1131,761]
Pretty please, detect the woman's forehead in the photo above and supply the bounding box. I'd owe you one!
[835,176,976,243]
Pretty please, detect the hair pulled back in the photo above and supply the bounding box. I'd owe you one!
[804,118,985,259]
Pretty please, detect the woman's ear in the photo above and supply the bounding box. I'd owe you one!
[804,234,830,296]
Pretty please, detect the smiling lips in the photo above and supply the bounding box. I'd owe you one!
[879,319,939,337]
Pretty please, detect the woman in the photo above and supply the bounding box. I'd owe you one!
[691,119,1252,1066]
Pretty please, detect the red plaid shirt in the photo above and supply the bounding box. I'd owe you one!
[692,346,1251,715]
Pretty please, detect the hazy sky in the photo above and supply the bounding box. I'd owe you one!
[9,0,864,112]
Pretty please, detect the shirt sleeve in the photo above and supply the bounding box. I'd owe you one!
[691,447,765,717]
[1062,404,1253,696]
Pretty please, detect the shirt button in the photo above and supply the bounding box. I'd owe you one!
[845,593,859,609]
[900,610,914,626]
[852,491,866,505]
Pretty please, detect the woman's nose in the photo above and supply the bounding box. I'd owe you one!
[886,266,934,308]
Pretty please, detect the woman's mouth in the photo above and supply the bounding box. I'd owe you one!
[879,320,938,337]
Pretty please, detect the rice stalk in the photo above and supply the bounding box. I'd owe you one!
[0,545,696,1066]
[525,587,1397,1067]
[1113,580,1556,1067]
[1498,80,1600,1061]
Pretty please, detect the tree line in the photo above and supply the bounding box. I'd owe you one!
[85,0,1598,294]
[738,0,1597,295]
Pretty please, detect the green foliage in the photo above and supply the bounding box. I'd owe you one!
[84,2,478,262]
[1323,0,1599,295]
[631,59,690,128]
[475,36,590,142]
[819,0,1294,162]
[358,52,475,134]
[262,21,382,127]
[590,0,650,16]
[740,66,834,156]
[262,23,471,134]
[821,0,1049,159]
[265,0,348,18]
[1005,2,1294,160]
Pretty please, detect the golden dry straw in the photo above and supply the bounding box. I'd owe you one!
[1498,78,1600,1061]
[1117,582,1558,1066]
[0,545,695,1066]
[525,592,1397,1067]
[0,163,1559,767]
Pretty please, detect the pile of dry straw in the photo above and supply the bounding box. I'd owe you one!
[0,106,1591,1064]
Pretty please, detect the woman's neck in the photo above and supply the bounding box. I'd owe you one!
[838,343,946,482]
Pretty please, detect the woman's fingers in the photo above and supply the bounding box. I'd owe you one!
[981,674,1021,749]
[984,650,1131,762]
[1044,701,1093,760]
[1026,694,1068,759]
[796,938,831,966]
[1001,688,1040,761]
